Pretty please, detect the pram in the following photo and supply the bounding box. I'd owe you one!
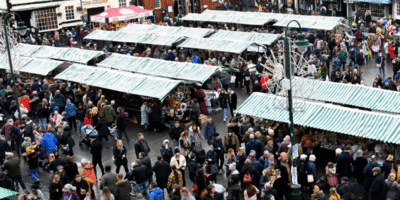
[108,126,118,141]
[79,125,98,149]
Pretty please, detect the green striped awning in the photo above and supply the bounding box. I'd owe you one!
[97,54,217,83]
[55,64,180,100]
[177,38,252,54]
[235,93,400,144]
[0,56,62,75]
[292,78,400,114]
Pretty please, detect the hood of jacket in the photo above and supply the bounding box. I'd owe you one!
[248,138,257,145]
[116,179,129,186]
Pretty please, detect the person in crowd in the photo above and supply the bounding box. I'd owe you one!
[70,175,89,200]
[385,173,399,200]
[63,155,79,184]
[370,167,385,199]
[101,187,114,200]
[116,107,129,142]
[2,152,26,190]
[188,124,204,148]
[246,134,262,159]
[160,139,173,163]
[89,134,104,177]
[326,162,338,187]
[100,165,117,194]
[169,121,184,147]
[336,146,353,181]
[49,174,62,200]
[96,115,110,148]
[307,155,317,189]
[127,159,148,196]
[170,150,186,186]
[153,155,171,189]
[138,152,153,184]
[55,165,69,187]
[134,133,150,158]
[167,164,183,191]
[329,187,340,200]
[243,180,259,200]
[113,139,128,174]
[204,118,216,145]
[114,174,131,200]
[148,182,164,200]
[179,131,190,158]
[61,184,80,200]
[211,133,225,174]
[310,185,325,200]
[363,155,379,200]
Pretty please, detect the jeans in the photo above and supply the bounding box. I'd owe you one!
[379,66,385,76]
[174,140,179,148]
[310,45,315,53]
[29,168,39,181]
[12,176,26,190]
[77,120,83,134]
[38,118,47,130]
[136,182,149,196]
[54,40,60,47]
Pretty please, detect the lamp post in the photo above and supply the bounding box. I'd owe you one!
[2,13,28,124]
[283,20,308,200]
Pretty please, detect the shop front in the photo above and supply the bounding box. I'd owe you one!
[348,0,391,21]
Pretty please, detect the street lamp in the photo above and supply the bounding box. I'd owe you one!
[283,20,308,200]
[2,12,28,124]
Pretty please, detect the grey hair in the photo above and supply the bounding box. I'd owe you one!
[249,150,256,158]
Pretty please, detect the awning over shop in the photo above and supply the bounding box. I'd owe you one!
[119,24,215,38]
[290,77,400,114]
[182,10,346,30]
[177,38,253,54]
[55,64,180,100]
[209,30,280,46]
[235,93,400,144]
[11,1,61,11]
[0,56,63,75]
[84,30,184,46]
[90,5,153,23]
[26,46,104,64]
[97,54,217,83]
[352,0,390,4]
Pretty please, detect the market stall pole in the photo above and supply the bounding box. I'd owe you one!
[1,12,28,124]
[283,20,309,200]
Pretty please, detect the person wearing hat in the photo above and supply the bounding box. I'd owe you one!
[160,139,173,163]
[89,135,104,177]
[211,133,225,174]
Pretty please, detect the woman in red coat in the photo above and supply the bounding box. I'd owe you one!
[389,43,395,61]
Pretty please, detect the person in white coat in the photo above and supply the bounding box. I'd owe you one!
[170,151,187,187]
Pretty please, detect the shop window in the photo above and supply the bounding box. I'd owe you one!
[371,4,384,18]
[65,6,75,20]
[119,0,127,7]
[33,8,59,31]
[155,0,161,9]
[397,2,400,15]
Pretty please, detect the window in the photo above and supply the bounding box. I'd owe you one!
[33,8,58,31]
[65,6,75,20]
[397,2,400,16]
[154,0,161,9]
[119,0,127,7]
[371,4,384,18]
[336,0,341,11]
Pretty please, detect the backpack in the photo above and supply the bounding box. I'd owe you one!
[244,171,253,182]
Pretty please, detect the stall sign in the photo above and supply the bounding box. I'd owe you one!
[82,0,108,5]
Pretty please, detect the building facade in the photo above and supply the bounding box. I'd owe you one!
[0,0,127,32]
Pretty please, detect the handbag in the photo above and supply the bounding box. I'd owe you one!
[230,75,236,83]
[61,144,69,152]
[307,174,314,183]
[193,183,198,192]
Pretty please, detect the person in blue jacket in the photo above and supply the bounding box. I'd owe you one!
[148,182,164,200]
[41,128,58,155]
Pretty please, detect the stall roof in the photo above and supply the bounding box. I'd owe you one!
[182,10,345,30]
[14,44,42,57]
[119,24,215,38]
[177,38,253,54]
[18,45,104,64]
[97,54,217,83]
[84,30,184,46]
[55,64,180,100]
[0,56,63,75]
[209,30,280,45]
[291,77,400,114]
[235,93,400,144]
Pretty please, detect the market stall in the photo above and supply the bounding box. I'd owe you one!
[97,53,218,84]
[90,5,153,30]
[119,23,215,38]
[235,92,400,167]
[0,56,64,76]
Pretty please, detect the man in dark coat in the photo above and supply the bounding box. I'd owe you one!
[100,165,117,194]
[336,147,353,181]
[127,160,149,196]
[240,159,259,187]
[96,116,110,148]
[169,121,184,147]
[0,138,10,166]
[363,155,379,200]
[227,88,237,117]
[63,155,79,183]
[139,152,153,183]
[90,136,104,176]
[188,153,199,184]
[134,133,150,158]
[70,175,89,200]
[354,150,368,186]
[370,167,386,200]
[152,155,172,189]
[116,107,129,142]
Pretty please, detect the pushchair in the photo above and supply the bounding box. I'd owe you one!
[79,125,98,149]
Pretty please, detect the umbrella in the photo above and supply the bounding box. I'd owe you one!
[0,187,18,199]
